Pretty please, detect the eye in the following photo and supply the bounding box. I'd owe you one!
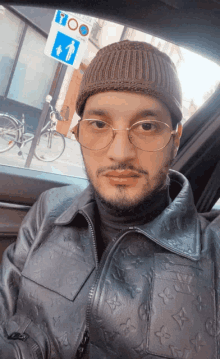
[134,121,157,132]
[141,122,155,131]
[130,121,163,139]
[90,120,108,129]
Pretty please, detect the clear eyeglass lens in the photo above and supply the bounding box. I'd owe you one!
[130,120,171,151]
[78,119,171,151]
[79,120,112,150]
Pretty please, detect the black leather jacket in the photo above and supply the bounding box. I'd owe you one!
[1,170,220,359]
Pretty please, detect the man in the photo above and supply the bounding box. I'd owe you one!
[0,40,220,359]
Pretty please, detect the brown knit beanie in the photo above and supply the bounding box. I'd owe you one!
[76,40,182,123]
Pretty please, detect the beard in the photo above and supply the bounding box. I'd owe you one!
[82,148,174,218]
[92,168,170,217]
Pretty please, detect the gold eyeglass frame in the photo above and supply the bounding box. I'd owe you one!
[71,119,178,152]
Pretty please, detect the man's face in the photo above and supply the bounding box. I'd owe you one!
[79,91,182,211]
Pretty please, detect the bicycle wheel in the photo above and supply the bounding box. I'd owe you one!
[34,130,65,162]
[0,115,19,153]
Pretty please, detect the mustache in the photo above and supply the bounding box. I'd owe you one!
[97,164,148,176]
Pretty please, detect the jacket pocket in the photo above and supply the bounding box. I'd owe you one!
[147,253,217,359]
[21,241,95,301]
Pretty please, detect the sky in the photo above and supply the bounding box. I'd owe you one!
[140,31,220,108]
[177,47,220,107]
[83,17,220,110]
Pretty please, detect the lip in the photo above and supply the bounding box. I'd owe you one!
[104,170,140,178]
[106,175,140,187]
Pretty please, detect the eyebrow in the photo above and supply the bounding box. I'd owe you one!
[135,110,159,119]
[84,109,160,118]
[84,109,108,117]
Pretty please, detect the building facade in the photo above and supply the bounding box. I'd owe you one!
[0,6,195,138]
[0,6,67,133]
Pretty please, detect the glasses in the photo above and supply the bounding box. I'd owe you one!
[73,119,177,152]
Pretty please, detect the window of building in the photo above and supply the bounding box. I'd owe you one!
[90,19,105,47]
[0,6,57,110]
[0,8,24,96]
[8,26,57,109]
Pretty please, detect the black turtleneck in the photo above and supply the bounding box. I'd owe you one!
[94,187,170,261]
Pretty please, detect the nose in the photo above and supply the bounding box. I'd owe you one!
[106,129,136,162]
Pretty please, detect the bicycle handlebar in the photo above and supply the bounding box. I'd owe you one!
[49,105,63,121]
[55,111,63,121]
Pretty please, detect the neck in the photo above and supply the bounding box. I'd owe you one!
[94,186,170,228]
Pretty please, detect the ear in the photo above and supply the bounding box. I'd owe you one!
[71,124,79,140]
[173,123,182,157]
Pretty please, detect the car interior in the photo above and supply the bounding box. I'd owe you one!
[0,0,220,263]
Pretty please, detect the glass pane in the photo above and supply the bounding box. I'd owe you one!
[0,7,219,180]
[0,7,24,96]
[8,26,57,109]
[213,199,220,211]
[133,32,220,124]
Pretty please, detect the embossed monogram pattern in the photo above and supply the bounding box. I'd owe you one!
[106,294,121,313]
[170,345,191,358]
[112,264,142,298]
[120,318,136,337]
[193,295,206,312]
[155,326,171,344]
[205,317,216,337]
[174,273,195,296]
[172,307,190,330]
[14,218,98,359]
[89,233,218,358]
[57,332,69,348]
[158,287,174,304]
[89,233,155,358]
[147,254,216,358]
[133,338,148,356]
[190,333,206,352]
[103,329,119,343]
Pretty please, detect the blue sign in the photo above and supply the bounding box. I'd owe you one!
[51,32,80,65]
[79,25,89,36]
[55,10,68,26]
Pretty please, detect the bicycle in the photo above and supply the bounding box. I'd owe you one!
[0,105,66,162]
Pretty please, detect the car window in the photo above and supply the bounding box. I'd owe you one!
[213,198,220,211]
[0,5,219,179]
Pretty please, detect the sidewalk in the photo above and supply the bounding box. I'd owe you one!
[0,137,87,178]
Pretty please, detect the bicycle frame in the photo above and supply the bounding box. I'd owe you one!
[8,107,58,149]
[0,107,65,161]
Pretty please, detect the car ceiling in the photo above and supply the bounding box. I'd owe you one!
[1,0,220,213]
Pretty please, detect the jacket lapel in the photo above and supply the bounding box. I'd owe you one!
[135,170,201,261]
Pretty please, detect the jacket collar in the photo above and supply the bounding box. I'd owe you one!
[54,182,96,225]
[55,170,201,261]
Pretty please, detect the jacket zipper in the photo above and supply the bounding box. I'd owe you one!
[78,210,98,267]
[85,227,137,330]
[74,210,98,358]
[78,212,134,330]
